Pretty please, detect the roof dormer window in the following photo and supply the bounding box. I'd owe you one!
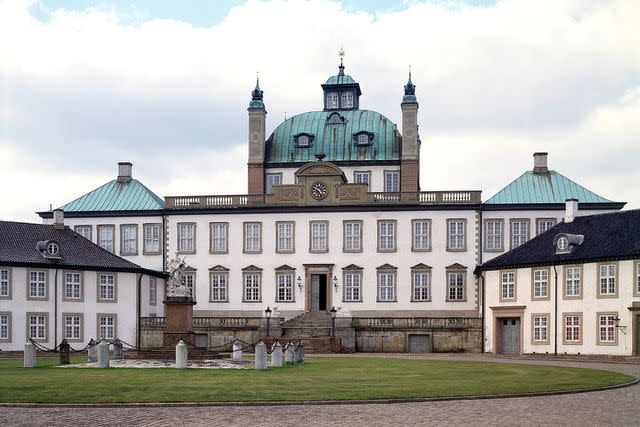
[326,92,339,109]
[327,112,345,124]
[47,242,59,256]
[294,133,314,148]
[354,131,373,146]
[553,233,584,255]
[341,92,354,108]
[36,240,62,260]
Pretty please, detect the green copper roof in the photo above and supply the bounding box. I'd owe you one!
[59,179,165,212]
[485,171,612,204]
[325,74,356,85]
[265,109,401,164]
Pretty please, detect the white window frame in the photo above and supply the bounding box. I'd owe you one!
[536,218,556,235]
[377,220,396,252]
[500,271,516,301]
[97,225,115,253]
[384,170,400,192]
[532,268,549,299]
[243,222,262,254]
[485,220,503,251]
[28,314,47,340]
[276,222,295,253]
[64,272,82,301]
[98,315,116,340]
[510,219,530,249]
[598,264,617,297]
[356,133,369,146]
[276,271,294,302]
[64,314,82,341]
[532,315,548,343]
[353,171,370,190]
[149,277,157,306]
[447,271,466,301]
[143,224,161,255]
[343,221,362,253]
[210,222,229,254]
[0,313,10,341]
[184,272,195,299]
[28,270,47,300]
[266,173,282,195]
[209,271,228,302]
[74,225,92,241]
[412,271,431,302]
[597,313,617,344]
[310,221,328,253]
[326,92,339,109]
[447,219,466,251]
[564,266,581,298]
[243,271,261,302]
[412,220,431,252]
[177,223,196,254]
[343,271,362,302]
[341,91,353,108]
[120,224,137,255]
[564,314,581,344]
[98,273,116,302]
[0,268,10,299]
[377,270,396,302]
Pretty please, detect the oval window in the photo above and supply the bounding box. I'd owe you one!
[47,242,59,255]
[557,236,568,251]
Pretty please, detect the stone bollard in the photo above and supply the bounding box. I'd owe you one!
[87,339,98,362]
[24,341,36,368]
[285,342,295,364]
[113,339,124,360]
[175,340,188,369]
[59,340,71,365]
[298,342,305,363]
[254,341,268,371]
[270,342,283,368]
[232,341,243,361]
[97,339,110,368]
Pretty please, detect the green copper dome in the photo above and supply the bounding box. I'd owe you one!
[325,74,356,85]
[265,109,401,165]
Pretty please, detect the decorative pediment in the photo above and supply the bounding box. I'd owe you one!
[376,263,397,270]
[275,264,295,271]
[209,265,229,271]
[411,263,432,270]
[184,265,197,272]
[342,264,363,271]
[242,265,263,271]
[295,161,347,183]
[446,263,467,270]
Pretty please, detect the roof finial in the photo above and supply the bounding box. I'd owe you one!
[251,71,263,101]
[338,46,345,76]
[404,65,415,96]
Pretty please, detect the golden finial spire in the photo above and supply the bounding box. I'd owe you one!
[338,46,345,66]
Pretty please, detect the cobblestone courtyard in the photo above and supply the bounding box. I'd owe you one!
[1,354,638,427]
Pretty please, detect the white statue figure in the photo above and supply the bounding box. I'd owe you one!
[167,251,191,297]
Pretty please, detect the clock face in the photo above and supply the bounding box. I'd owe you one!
[311,182,328,200]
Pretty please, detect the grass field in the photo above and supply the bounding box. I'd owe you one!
[0,356,633,403]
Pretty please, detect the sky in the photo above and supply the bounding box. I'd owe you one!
[1,0,639,222]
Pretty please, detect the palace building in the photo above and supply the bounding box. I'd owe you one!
[14,58,626,354]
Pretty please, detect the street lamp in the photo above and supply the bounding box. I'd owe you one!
[333,276,338,292]
[297,276,303,291]
[329,306,337,337]
[265,306,272,337]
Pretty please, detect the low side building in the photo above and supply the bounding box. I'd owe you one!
[0,214,165,351]
[476,202,640,356]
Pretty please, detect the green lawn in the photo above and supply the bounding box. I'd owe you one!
[0,356,634,403]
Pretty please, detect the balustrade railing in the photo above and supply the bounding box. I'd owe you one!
[356,317,481,329]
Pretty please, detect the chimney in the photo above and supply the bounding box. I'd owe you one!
[533,152,548,174]
[53,209,64,230]
[565,198,578,223]
[117,162,133,183]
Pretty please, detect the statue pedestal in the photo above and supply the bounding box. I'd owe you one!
[163,296,196,347]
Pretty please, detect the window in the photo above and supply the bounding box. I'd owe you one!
[310,221,328,253]
[97,225,115,253]
[447,270,466,301]
[0,268,10,299]
[28,270,47,300]
[447,219,466,251]
[510,219,530,249]
[343,220,362,252]
[276,271,294,302]
[355,133,372,146]
[536,218,556,235]
[177,223,196,253]
[97,273,116,302]
[341,92,353,108]
[343,268,362,302]
[500,271,516,301]
[531,315,549,344]
[412,220,431,251]
[326,92,339,109]
[564,266,582,298]
[532,268,549,299]
[296,135,311,147]
[377,267,397,302]
[485,220,503,251]
[120,224,137,255]
[28,313,47,341]
[210,222,229,254]
[98,314,116,340]
[143,224,161,255]
[266,173,282,195]
[276,221,295,253]
[149,277,157,306]
[377,220,396,252]
[563,314,581,344]
[64,314,82,341]
[412,269,431,302]
[74,225,92,241]
[209,269,229,302]
[243,269,262,302]
[384,171,400,192]
[598,263,617,297]
[243,222,262,253]
[353,171,370,190]
[0,313,10,341]
[597,313,618,345]
[183,272,195,299]
[64,272,82,301]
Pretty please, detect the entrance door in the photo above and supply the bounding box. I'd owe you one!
[310,274,327,311]
[501,318,520,354]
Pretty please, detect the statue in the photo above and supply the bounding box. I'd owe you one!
[167,251,191,298]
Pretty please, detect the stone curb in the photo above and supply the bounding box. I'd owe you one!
[1,378,637,408]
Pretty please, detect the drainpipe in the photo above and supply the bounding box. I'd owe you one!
[553,265,558,356]
[480,272,485,353]
[137,273,142,350]
[54,268,59,346]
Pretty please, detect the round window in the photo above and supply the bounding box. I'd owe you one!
[557,236,568,251]
[47,242,59,255]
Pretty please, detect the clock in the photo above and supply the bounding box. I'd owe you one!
[311,182,328,200]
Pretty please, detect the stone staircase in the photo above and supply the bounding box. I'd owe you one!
[282,311,333,338]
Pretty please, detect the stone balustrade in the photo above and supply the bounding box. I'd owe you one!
[355,317,482,329]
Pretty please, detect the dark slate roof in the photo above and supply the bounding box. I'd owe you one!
[476,210,640,272]
[0,221,166,277]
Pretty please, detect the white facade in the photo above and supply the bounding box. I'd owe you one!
[483,259,640,356]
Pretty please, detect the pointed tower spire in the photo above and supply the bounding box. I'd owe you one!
[338,47,345,76]
[402,65,417,104]
[248,72,265,109]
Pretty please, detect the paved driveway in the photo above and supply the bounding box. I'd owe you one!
[2,354,638,427]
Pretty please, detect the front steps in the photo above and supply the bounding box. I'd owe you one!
[279,311,341,353]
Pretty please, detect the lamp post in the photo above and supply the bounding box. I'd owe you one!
[333,276,339,292]
[330,306,337,337]
[297,276,303,291]
[265,306,272,337]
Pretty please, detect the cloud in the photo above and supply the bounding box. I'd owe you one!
[1,0,639,222]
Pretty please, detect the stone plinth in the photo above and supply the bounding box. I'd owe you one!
[163,296,196,347]
[24,341,36,368]
[175,340,188,368]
